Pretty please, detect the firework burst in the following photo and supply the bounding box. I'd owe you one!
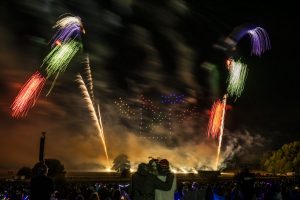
[220,25,271,55]
[247,27,271,56]
[51,15,85,47]
[207,99,226,139]
[42,40,82,95]
[43,40,82,78]
[215,95,227,170]
[227,59,248,98]
[11,71,46,118]
[207,95,227,170]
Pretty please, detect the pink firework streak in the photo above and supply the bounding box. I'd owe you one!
[11,71,46,118]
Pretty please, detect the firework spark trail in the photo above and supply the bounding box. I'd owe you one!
[76,74,110,168]
[247,27,271,56]
[42,40,82,95]
[11,71,46,118]
[218,25,271,55]
[207,100,226,139]
[97,103,110,168]
[215,95,227,170]
[53,16,83,30]
[43,40,82,78]
[51,15,85,47]
[83,54,94,102]
[227,59,248,98]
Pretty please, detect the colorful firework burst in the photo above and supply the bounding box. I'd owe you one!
[11,71,46,118]
[227,59,248,98]
[43,40,82,79]
[207,99,226,139]
[51,15,85,47]
[247,27,271,56]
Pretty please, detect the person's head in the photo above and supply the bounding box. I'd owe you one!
[33,162,48,176]
[137,163,149,176]
[191,182,199,191]
[148,158,159,174]
[157,159,170,175]
[89,192,100,200]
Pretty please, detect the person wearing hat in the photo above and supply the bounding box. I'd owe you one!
[130,162,174,200]
[155,159,177,200]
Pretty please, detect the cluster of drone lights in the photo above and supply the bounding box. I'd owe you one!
[207,25,271,170]
[138,95,170,136]
[161,93,185,104]
[176,107,198,122]
[114,97,136,119]
[113,94,192,138]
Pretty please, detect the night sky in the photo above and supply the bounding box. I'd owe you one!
[0,0,299,171]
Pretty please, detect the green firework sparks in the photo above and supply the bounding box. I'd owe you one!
[43,40,82,78]
[227,59,248,98]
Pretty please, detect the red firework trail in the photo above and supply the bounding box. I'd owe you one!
[11,71,46,118]
[207,99,226,139]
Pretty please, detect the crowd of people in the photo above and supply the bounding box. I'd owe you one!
[0,160,300,199]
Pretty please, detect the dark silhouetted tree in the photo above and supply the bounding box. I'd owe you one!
[112,154,130,176]
[263,141,300,174]
[17,166,32,179]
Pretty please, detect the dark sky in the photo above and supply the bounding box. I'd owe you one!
[0,0,299,171]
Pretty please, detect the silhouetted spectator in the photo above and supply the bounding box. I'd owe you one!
[130,162,174,200]
[30,162,54,200]
[89,191,100,200]
[155,159,177,200]
[235,168,255,200]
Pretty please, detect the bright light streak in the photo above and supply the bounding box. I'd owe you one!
[247,27,271,56]
[207,99,226,139]
[215,95,227,170]
[43,40,82,78]
[11,71,46,118]
[76,74,110,168]
[227,59,248,98]
[83,54,94,102]
[51,15,85,46]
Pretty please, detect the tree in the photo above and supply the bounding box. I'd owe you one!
[32,159,66,177]
[263,141,300,174]
[112,154,131,176]
[17,166,32,179]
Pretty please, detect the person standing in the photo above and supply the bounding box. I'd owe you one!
[30,162,54,200]
[130,162,174,200]
[155,159,177,200]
